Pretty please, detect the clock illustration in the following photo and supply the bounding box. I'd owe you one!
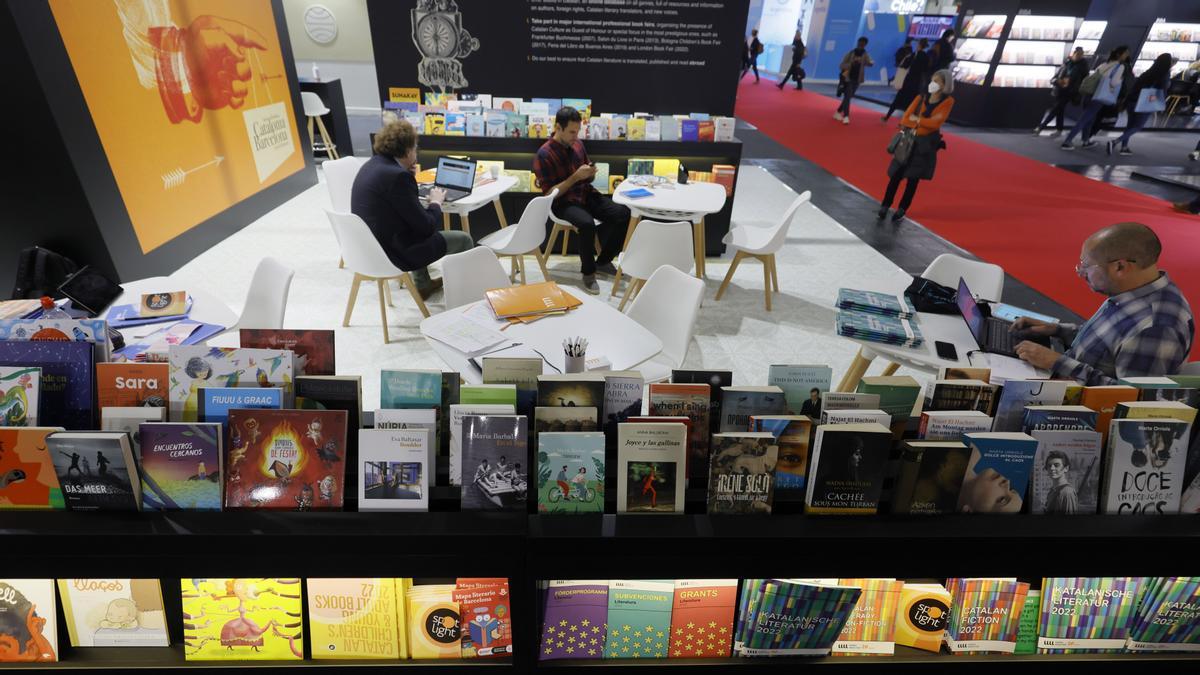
[413,11,461,59]
[410,1,479,90]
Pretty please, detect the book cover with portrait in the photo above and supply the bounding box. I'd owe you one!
[805,423,892,515]
[956,432,1039,514]
[1029,430,1102,515]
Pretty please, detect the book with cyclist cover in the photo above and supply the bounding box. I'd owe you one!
[537,432,605,514]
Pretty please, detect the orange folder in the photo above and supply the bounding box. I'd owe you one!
[486,282,581,319]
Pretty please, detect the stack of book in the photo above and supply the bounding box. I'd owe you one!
[484,282,582,325]
[835,289,923,348]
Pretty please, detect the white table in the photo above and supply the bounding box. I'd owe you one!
[111,277,238,343]
[438,174,518,237]
[420,288,663,384]
[612,181,728,278]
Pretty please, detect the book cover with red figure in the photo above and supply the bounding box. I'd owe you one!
[223,409,347,510]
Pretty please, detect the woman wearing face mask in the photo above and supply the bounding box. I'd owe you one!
[878,69,955,223]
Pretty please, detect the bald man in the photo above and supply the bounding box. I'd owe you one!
[1011,222,1194,385]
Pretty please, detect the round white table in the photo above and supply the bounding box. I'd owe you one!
[438,174,518,237]
[612,180,728,279]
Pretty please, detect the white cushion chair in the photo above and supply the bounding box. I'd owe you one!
[478,189,557,284]
[324,210,430,343]
[442,247,512,310]
[322,156,367,268]
[612,220,694,311]
[625,265,705,383]
[923,253,1005,303]
[301,91,339,159]
[236,257,294,330]
[714,189,811,311]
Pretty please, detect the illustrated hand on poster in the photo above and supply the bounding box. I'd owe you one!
[182,16,268,112]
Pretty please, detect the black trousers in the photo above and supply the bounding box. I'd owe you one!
[885,89,917,118]
[882,173,921,212]
[741,57,759,81]
[779,63,804,88]
[1039,96,1071,130]
[551,192,630,275]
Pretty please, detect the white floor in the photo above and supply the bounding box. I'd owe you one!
[171,164,922,408]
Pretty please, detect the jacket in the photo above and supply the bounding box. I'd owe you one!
[1123,66,1171,112]
[350,154,446,272]
[889,94,954,181]
[840,49,874,84]
[898,50,931,94]
[930,39,956,71]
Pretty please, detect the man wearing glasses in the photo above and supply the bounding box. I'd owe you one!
[1009,222,1193,385]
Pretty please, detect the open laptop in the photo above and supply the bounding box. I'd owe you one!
[418,156,476,202]
[956,277,1024,358]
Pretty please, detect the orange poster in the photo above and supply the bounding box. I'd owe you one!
[48,0,306,253]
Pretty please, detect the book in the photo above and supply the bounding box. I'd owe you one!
[918,410,994,440]
[805,423,892,514]
[992,379,1071,432]
[181,578,303,660]
[768,365,833,416]
[603,370,643,436]
[668,579,737,658]
[892,583,951,652]
[1119,376,1183,391]
[586,116,609,139]
[0,427,65,509]
[486,282,581,319]
[537,432,604,513]
[1125,576,1200,651]
[455,578,513,658]
[707,432,778,514]
[449,404,515,486]
[718,386,785,432]
[534,406,598,441]
[1102,418,1189,515]
[1114,400,1199,426]
[957,432,1039,513]
[890,440,970,515]
[539,580,608,660]
[561,97,591,118]
[680,119,699,141]
[137,423,222,510]
[617,422,687,513]
[48,431,140,511]
[0,366,39,426]
[821,391,880,412]
[627,158,654,176]
[493,96,522,112]
[444,112,466,135]
[0,317,109,361]
[484,111,507,137]
[820,408,891,426]
[832,578,904,655]
[1029,430,1102,514]
[714,116,736,142]
[424,112,445,135]
[1038,577,1146,653]
[532,97,562,113]
[223,409,347,510]
[483,357,541,419]
[836,289,915,318]
[307,578,400,659]
[440,373,460,456]
[459,384,518,406]
[648,382,712,481]
[1147,386,1200,409]
[295,377,363,481]
[610,115,629,140]
[735,579,862,656]
[644,119,661,141]
[944,577,1030,654]
[57,578,168,647]
[358,428,429,511]
[239,329,335,376]
[835,310,925,347]
[750,415,813,491]
[590,162,611,193]
[0,579,57,661]
[1020,405,1097,435]
[167,346,293,422]
[460,414,527,510]
[0,340,93,430]
[926,379,998,415]
[406,584,460,659]
[603,580,672,659]
[940,366,993,382]
[658,115,679,141]
[534,374,605,412]
[465,113,485,137]
[1080,385,1140,446]
[95,363,167,410]
[671,369,730,435]
[697,119,715,141]
[373,409,436,489]
[380,370,442,409]
[627,117,646,140]
[1014,589,1041,654]
[528,114,551,138]
[196,387,283,428]
[99,406,164,457]
[504,112,528,138]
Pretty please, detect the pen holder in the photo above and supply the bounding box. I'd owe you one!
[564,353,586,374]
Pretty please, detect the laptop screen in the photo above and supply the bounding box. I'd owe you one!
[956,277,987,345]
[436,157,476,191]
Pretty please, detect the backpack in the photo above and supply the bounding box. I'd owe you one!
[1079,62,1116,96]
[11,246,78,300]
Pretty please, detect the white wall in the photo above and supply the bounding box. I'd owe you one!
[282,0,380,111]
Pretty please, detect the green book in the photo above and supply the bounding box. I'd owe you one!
[380,369,442,408]
[855,375,922,425]
[460,384,518,406]
[537,432,605,514]
[1014,589,1041,654]
[604,580,673,659]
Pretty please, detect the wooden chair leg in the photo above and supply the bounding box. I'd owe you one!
[769,255,780,292]
[621,214,641,252]
[692,221,704,279]
[342,274,362,326]
[631,279,645,301]
[534,247,550,281]
[561,229,570,256]
[384,280,394,307]
[509,255,519,281]
[493,198,509,228]
[610,267,624,298]
[761,256,772,312]
[714,250,744,301]
[443,212,452,231]
[307,117,316,154]
[516,255,527,285]
[881,361,900,376]
[618,276,638,311]
[836,348,875,392]
[315,116,338,159]
[375,279,390,344]
[401,273,431,319]
[460,213,471,238]
[542,223,562,266]
[338,257,345,269]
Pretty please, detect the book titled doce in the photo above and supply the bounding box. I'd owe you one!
[1102,418,1189,515]
[223,409,347,510]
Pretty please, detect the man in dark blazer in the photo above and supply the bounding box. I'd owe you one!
[351,120,473,298]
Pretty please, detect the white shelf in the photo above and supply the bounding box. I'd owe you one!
[1077,20,1107,41]
[962,14,1007,39]
[1008,14,1080,41]
[1001,39,1070,65]
[956,38,999,63]
[1146,22,1200,43]
[992,64,1057,88]
[952,60,990,85]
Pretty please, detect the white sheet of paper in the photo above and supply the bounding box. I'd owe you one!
[422,310,508,356]
[968,351,1048,384]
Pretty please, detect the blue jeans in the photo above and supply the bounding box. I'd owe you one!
[413,230,473,289]
[1114,111,1149,148]
[1064,100,1105,143]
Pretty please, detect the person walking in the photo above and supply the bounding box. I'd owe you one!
[777,31,807,90]
[893,38,914,81]
[1062,46,1130,150]
[1035,47,1089,136]
[741,29,764,82]
[929,29,957,73]
[1107,53,1173,156]
[877,69,955,223]
[882,38,930,121]
[835,37,873,125]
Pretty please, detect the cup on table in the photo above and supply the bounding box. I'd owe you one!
[489,164,500,179]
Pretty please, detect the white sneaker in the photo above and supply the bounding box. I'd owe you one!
[833,112,843,121]
[1190,151,1200,161]
[842,117,850,125]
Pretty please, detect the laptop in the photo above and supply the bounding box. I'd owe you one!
[956,277,1022,358]
[418,156,476,202]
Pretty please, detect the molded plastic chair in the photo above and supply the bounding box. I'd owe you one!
[322,156,367,268]
[478,189,557,284]
[923,253,1005,302]
[442,247,512,310]
[714,190,811,311]
[541,211,602,268]
[613,221,694,311]
[324,210,429,343]
[301,91,339,159]
[625,265,705,383]
[236,257,294,330]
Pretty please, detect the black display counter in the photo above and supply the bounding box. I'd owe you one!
[299,77,354,158]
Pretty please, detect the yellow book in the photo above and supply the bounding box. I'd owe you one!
[425,113,445,135]
[476,160,506,178]
[1114,400,1198,425]
[628,117,646,140]
[58,579,169,647]
[181,578,303,661]
[307,578,400,659]
[609,174,625,193]
[652,158,680,178]
[892,583,951,652]
[407,584,461,659]
[486,281,581,319]
[396,578,412,659]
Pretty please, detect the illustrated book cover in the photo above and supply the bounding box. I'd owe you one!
[167,346,293,422]
[0,579,57,661]
[707,432,778,514]
[957,432,1039,514]
[58,578,168,647]
[750,415,812,492]
[180,578,303,660]
[48,431,140,511]
[0,340,93,430]
[0,427,65,509]
[306,578,401,659]
[223,409,347,511]
[239,329,335,376]
[136,422,222,511]
[616,422,687,514]
[537,432,605,514]
[95,362,167,409]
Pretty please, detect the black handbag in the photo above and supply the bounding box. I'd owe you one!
[887,128,916,164]
[904,275,959,314]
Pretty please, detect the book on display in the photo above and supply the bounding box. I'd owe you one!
[668,579,738,658]
[926,379,998,415]
[57,578,168,647]
[648,382,711,481]
[223,409,347,511]
[718,386,785,432]
[1125,577,1200,652]
[855,375,922,425]
[602,370,643,439]
[0,340,93,430]
[1080,385,1139,445]
[0,427,65,509]
[459,414,527,511]
[373,409,436,489]
[166,346,293,422]
[448,403,515,486]
[750,415,813,491]
[1021,405,1098,433]
[239,329,335,376]
[0,579,57,661]
[767,364,832,416]
[1029,429,1102,514]
[406,584,460,659]
[918,410,993,440]
[180,578,303,660]
[820,391,880,412]
[196,387,283,428]
[306,578,401,659]
[1113,400,1198,425]
[670,369,731,435]
[957,432,1039,514]
[0,366,38,427]
[991,379,1071,432]
[616,422,687,514]
[1038,577,1146,653]
[707,432,778,514]
[95,363,167,409]
[99,406,164,457]
[819,408,891,427]
[136,423,222,511]
[537,432,605,514]
[358,428,429,511]
[831,578,904,655]
[539,581,608,660]
[47,431,140,511]
[455,578,513,658]
[889,440,970,515]
[603,580,673,659]
[892,583,951,652]
[805,423,892,514]
[944,577,1030,654]
[1014,589,1041,654]
[734,579,861,656]
[1102,418,1189,515]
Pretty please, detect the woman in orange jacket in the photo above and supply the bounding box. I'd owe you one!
[878,69,955,223]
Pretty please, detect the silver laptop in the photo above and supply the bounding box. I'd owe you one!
[419,156,476,202]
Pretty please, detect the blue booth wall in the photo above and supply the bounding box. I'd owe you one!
[808,2,930,83]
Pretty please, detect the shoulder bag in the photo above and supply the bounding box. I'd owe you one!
[1134,87,1166,113]
[887,127,916,164]
[1091,63,1123,105]
[892,66,909,90]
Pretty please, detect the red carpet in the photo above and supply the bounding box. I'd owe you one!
[735,81,1200,358]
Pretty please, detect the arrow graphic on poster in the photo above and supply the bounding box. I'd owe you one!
[161,155,225,190]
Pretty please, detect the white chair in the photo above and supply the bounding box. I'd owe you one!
[301,91,339,159]
[235,257,294,330]
[922,253,1005,302]
[442,247,511,310]
[324,210,429,343]
[541,212,602,269]
[322,156,367,268]
[714,190,811,312]
[478,189,557,284]
[625,265,705,383]
[613,221,694,311]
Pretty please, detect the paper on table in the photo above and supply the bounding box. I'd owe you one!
[462,301,506,329]
[424,310,509,356]
[967,351,1049,384]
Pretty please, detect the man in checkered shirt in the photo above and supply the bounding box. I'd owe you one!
[1012,222,1194,385]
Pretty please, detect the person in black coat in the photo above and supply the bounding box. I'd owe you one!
[741,29,763,82]
[882,38,930,121]
[929,29,956,76]
[1107,53,1174,156]
[1036,47,1090,136]
[894,38,914,71]
[350,120,474,298]
[777,31,807,90]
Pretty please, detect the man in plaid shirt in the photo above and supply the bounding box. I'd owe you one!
[532,107,630,294]
[1012,222,1194,385]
